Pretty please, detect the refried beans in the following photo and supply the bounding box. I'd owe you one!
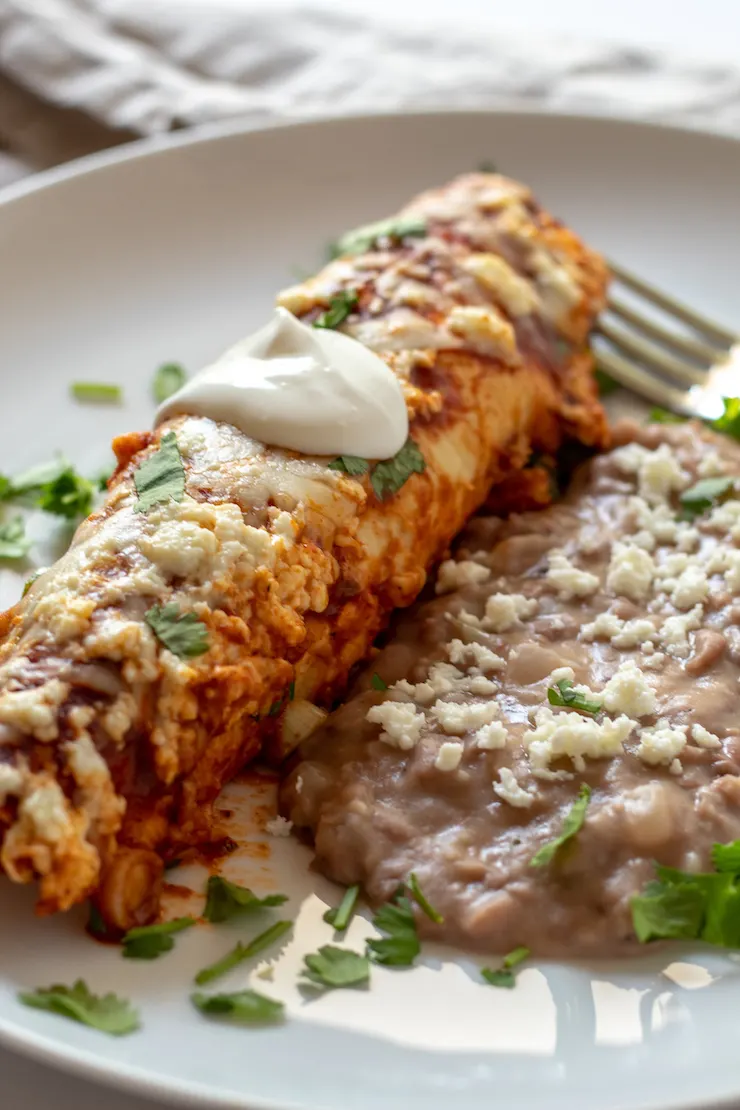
[281,421,740,957]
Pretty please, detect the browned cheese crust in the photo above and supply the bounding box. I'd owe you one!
[0,174,608,927]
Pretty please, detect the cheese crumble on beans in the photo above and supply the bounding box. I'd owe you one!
[282,422,740,956]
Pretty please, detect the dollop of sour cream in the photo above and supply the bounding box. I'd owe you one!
[156,307,409,459]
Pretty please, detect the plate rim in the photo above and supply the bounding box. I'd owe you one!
[2,104,740,1110]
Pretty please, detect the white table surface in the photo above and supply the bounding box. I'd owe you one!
[4,1,740,1106]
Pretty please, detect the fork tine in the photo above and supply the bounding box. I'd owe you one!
[607,297,727,365]
[595,320,706,387]
[593,350,692,413]
[608,261,739,347]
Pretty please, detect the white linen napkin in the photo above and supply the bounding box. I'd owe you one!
[2,0,740,185]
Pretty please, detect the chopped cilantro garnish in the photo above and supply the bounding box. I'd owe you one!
[145,603,209,658]
[313,289,359,330]
[367,891,420,967]
[327,455,370,477]
[203,876,287,924]
[22,569,43,595]
[482,945,530,989]
[302,945,370,990]
[371,673,388,692]
[594,368,620,396]
[70,382,122,403]
[711,840,740,873]
[122,917,195,960]
[153,362,187,404]
[631,842,740,947]
[408,873,444,924]
[194,920,292,986]
[36,467,94,520]
[10,457,69,493]
[547,678,601,716]
[191,988,284,1025]
[530,784,591,868]
[679,476,735,519]
[267,682,295,718]
[19,979,139,1036]
[133,430,185,513]
[0,517,30,561]
[712,396,740,440]
[331,216,427,259]
[650,407,686,424]
[323,884,360,931]
[370,439,426,501]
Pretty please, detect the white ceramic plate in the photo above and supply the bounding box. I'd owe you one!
[1,110,740,1110]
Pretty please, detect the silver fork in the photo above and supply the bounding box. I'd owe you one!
[593,262,740,420]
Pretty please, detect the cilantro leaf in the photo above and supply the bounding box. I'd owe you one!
[482,945,531,988]
[408,873,444,924]
[367,892,420,967]
[370,439,426,501]
[71,382,122,403]
[323,884,359,931]
[331,216,427,259]
[631,879,706,943]
[19,979,139,1036]
[679,476,735,519]
[194,920,292,986]
[36,467,94,520]
[191,988,284,1025]
[0,517,30,561]
[313,289,359,330]
[203,876,287,924]
[650,407,686,424]
[327,455,370,477]
[153,362,187,404]
[530,784,591,868]
[547,679,601,716]
[370,673,387,692]
[145,603,209,658]
[594,368,620,396]
[302,945,370,990]
[711,840,740,873]
[711,396,740,440]
[133,431,185,513]
[10,458,69,494]
[122,916,195,960]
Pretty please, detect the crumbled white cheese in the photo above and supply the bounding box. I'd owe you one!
[435,559,490,595]
[431,699,501,736]
[661,605,703,657]
[612,619,658,649]
[525,706,634,772]
[546,551,600,600]
[468,675,499,696]
[670,565,709,610]
[474,721,508,750]
[0,679,69,743]
[636,721,687,765]
[690,723,722,750]
[670,758,683,776]
[435,741,464,771]
[493,767,535,808]
[698,450,726,478]
[139,516,218,579]
[723,549,740,592]
[295,775,304,795]
[265,815,293,838]
[606,543,655,601]
[481,593,538,632]
[628,496,680,544]
[676,526,700,553]
[392,662,467,706]
[447,639,506,672]
[641,652,667,670]
[639,444,689,503]
[707,499,740,541]
[601,660,657,718]
[367,701,426,749]
[581,612,622,642]
[19,781,70,841]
